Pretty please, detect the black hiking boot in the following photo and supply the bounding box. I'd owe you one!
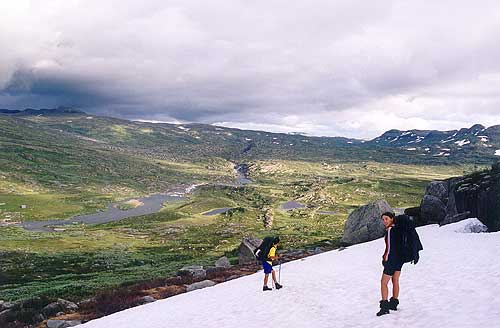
[275,283,283,290]
[263,286,272,291]
[376,300,390,316]
[388,297,399,311]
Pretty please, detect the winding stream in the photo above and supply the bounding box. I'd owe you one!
[20,163,253,232]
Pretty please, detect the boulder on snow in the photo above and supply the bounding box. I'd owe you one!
[186,280,216,292]
[238,237,262,265]
[440,218,488,233]
[340,200,393,246]
[46,319,82,328]
[420,195,447,223]
[411,163,500,231]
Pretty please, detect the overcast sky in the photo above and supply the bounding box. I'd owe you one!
[1,1,500,139]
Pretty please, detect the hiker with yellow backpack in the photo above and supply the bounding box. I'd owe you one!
[254,236,283,291]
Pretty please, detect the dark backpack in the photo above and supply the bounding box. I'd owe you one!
[254,236,275,261]
[396,215,423,264]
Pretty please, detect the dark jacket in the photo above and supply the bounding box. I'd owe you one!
[382,225,402,263]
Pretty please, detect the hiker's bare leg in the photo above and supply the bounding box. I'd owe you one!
[380,273,391,300]
[271,270,277,283]
[264,273,269,286]
[391,271,401,299]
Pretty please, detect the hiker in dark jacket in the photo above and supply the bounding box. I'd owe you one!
[377,212,403,316]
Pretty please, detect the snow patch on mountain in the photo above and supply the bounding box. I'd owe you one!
[454,139,471,147]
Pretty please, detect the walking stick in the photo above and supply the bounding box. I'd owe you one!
[279,260,282,284]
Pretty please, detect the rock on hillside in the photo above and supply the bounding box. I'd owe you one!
[340,200,393,246]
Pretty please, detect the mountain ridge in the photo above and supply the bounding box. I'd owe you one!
[1,108,499,164]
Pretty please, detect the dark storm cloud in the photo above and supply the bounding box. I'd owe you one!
[1,0,500,138]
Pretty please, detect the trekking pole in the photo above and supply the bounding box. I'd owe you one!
[279,260,282,284]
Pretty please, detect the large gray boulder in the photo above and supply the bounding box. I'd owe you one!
[340,200,393,246]
[425,181,448,202]
[420,195,447,223]
[186,280,216,292]
[238,237,262,265]
[42,299,78,317]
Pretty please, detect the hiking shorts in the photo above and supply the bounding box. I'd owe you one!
[383,260,403,276]
[262,261,273,274]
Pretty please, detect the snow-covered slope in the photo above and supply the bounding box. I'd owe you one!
[80,220,500,328]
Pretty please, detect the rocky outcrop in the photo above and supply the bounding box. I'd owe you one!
[42,299,78,318]
[340,200,393,246]
[412,163,500,231]
[238,237,262,265]
[420,194,447,223]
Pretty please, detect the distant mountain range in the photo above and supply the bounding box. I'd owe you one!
[1,107,499,165]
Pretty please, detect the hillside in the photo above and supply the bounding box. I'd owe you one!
[1,108,499,168]
[78,219,500,328]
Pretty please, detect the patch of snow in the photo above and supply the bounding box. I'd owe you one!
[86,116,93,119]
[245,138,252,141]
[440,139,454,143]
[289,143,294,146]
[406,148,417,151]
[454,139,470,147]
[177,126,190,131]
[424,148,430,151]
[495,150,500,156]
[301,139,309,142]
[442,148,451,151]
[273,142,280,145]
[440,218,488,233]
[401,131,411,136]
[477,136,488,142]
[79,224,500,328]
[273,137,278,140]
[347,141,353,144]
[389,137,399,143]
